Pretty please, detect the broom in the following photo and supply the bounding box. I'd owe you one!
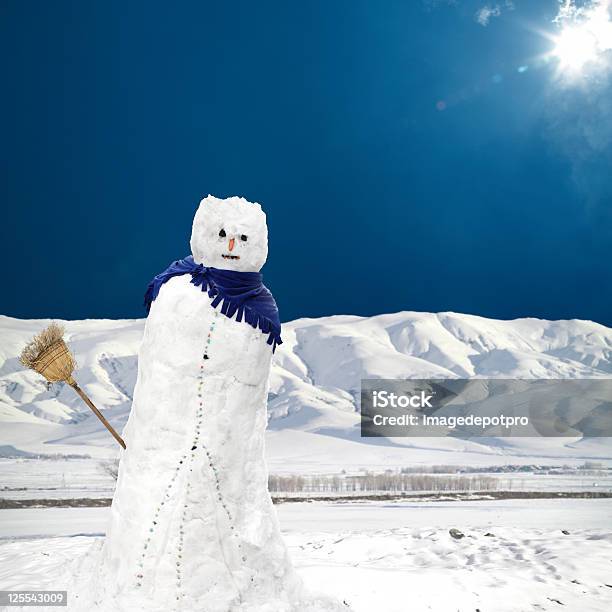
[19,322,127,450]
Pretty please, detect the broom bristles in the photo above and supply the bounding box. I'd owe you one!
[19,322,65,368]
[19,322,76,382]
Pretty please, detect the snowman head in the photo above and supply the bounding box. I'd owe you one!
[190,195,269,272]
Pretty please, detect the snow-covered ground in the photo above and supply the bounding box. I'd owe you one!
[0,458,115,500]
[1,500,611,611]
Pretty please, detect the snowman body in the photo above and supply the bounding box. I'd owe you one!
[94,197,303,611]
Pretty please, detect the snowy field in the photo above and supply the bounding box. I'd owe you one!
[0,459,115,501]
[0,499,611,611]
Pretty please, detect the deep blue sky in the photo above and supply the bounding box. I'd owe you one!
[1,0,611,325]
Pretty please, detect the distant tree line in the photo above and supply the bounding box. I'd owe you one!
[267,472,498,493]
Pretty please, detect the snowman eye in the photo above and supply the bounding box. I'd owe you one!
[219,229,226,238]
[240,234,248,242]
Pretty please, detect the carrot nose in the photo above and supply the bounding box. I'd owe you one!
[228,238,235,251]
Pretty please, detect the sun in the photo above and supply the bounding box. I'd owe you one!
[553,25,599,72]
[550,1,612,76]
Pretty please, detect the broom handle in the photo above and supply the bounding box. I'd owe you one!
[68,379,127,450]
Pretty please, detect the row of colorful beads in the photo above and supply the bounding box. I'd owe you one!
[198,313,246,561]
[202,444,246,562]
[203,312,217,359]
[176,311,217,600]
[174,313,215,599]
[136,446,188,587]
[136,312,218,590]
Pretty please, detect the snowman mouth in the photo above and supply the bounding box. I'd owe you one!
[222,254,240,260]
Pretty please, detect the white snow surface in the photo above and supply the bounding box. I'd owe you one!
[2,311,612,469]
[1,500,611,611]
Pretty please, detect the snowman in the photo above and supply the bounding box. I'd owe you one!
[89,196,345,612]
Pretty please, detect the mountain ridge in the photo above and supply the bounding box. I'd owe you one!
[1,312,611,469]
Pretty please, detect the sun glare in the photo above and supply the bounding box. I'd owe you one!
[554,25,598,71]
[551,1,612,76]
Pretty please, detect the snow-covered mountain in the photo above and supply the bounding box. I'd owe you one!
[1,312,612,470]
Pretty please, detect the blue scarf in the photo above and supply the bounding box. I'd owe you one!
[144,256,282,351]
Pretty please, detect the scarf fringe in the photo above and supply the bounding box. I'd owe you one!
[189,272,282,352]
[144,284,155,310]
